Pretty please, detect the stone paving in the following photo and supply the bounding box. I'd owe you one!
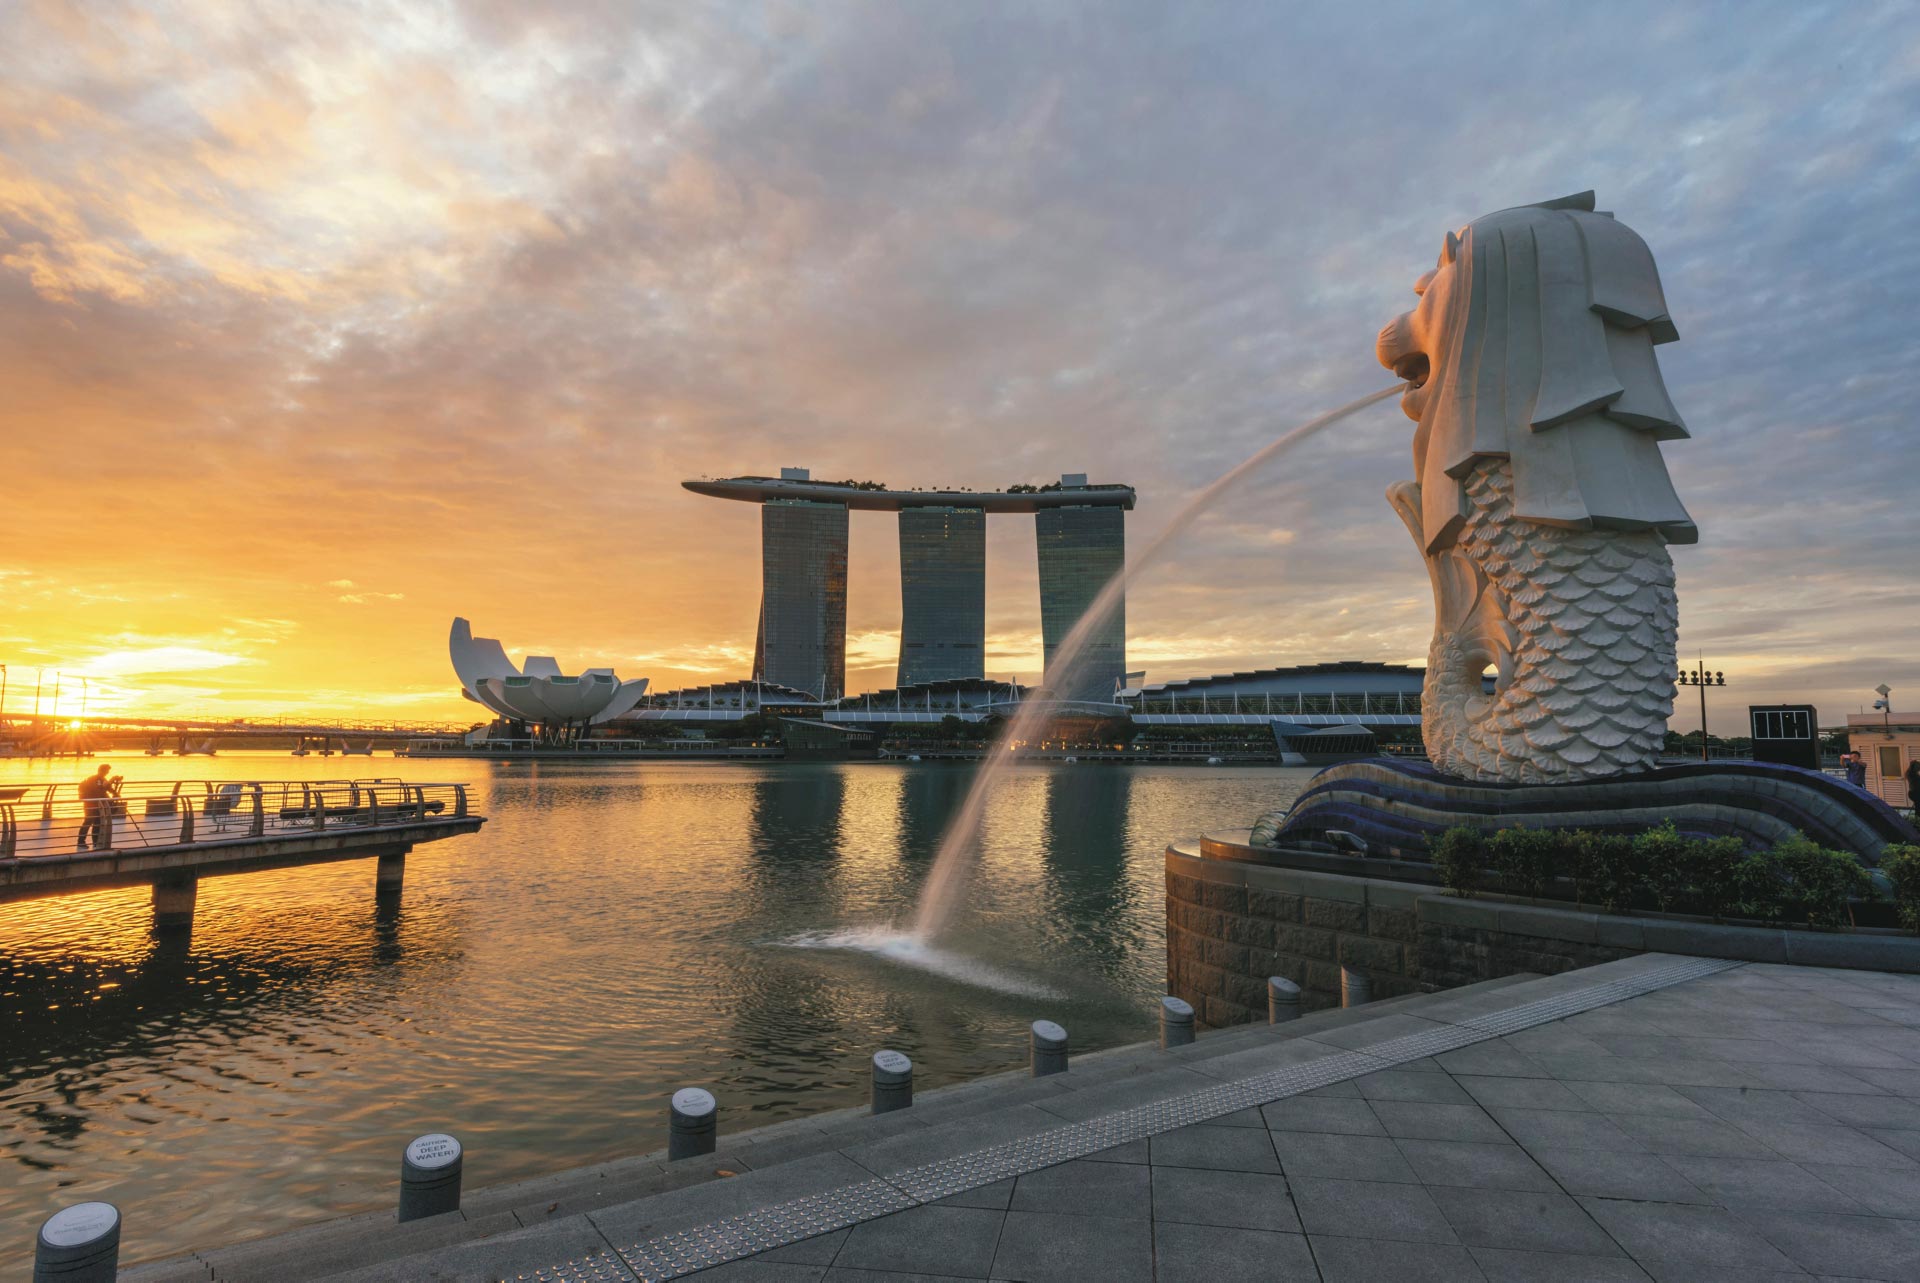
[675,962,1920,1282]
[123,957,1920,1281]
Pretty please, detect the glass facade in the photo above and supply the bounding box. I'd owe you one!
[755,500,848,699]
[1035,504,1126,701]
[897,506,986,686]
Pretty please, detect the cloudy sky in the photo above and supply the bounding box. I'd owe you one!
[1,0,1915,727]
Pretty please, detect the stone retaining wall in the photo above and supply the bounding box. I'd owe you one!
[1167,836,1920,1025]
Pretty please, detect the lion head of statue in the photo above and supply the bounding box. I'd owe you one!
[1375,190,1697,555]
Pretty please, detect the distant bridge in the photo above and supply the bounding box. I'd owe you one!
[0,713,469,735]
[0,713,473,756]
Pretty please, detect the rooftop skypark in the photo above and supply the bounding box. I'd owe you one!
[685,468,1135,699]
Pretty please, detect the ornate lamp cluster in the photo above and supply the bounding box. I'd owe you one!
[1676,659,1726,762]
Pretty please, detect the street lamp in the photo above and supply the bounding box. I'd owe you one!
[1873,684,1893,738]
[1677,660,1726,762]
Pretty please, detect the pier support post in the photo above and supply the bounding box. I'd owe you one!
[1159,996,1195,1048]
[1029,1020,1069,1077]
[33,1201,120,1282]
[1268,976,1301,1024]
[871,1050,913,1114]
[1341,967,1370,1008]
[668,1088,717,1160]
[152,873,197,933]
[398,1133,463,1222]
[376,851,406,894]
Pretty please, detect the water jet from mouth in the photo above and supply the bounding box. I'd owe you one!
[911,383,1406,942]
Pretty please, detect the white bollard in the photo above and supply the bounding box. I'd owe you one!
[871,1050,913,1114]
[1268,976,1301,1024]
[398,1133,463,1223]
[1159,996,1196,1048]
[1029,1020,1069,1077]
[668,1088,718,1160]
[34,1202,119,1282]
[1341,967,1371,1008]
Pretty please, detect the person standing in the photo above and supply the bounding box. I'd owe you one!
[1845,752,1867,790]
[76,764,115,849]
[1906,758,1920,816]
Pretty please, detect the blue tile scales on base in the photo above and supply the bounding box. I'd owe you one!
[1255,758,1917,864]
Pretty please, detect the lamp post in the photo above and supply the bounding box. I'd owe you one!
[1873,684,1893,739]
[1677,660,1725,761]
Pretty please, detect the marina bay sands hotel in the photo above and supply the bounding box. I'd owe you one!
[683,468,1135,702]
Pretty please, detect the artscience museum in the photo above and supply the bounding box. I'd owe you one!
[448,618,649,738]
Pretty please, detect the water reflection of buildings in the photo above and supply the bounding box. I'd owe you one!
[736,766,855,930]
[747,768,849,863]
[896,767,970,859]
[1040,769,1142,980]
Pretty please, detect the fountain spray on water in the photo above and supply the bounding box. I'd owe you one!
[911,383,1405,942]
[781,384,1401,991]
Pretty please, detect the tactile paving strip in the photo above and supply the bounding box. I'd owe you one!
[513,1249,642,1282]
[598,954,1739,1281]
[620,1178,914,1279]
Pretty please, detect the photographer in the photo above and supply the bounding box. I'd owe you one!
[76,764,120,850]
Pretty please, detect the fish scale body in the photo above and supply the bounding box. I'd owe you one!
[1423,462,1677,784]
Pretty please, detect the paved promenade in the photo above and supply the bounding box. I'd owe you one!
[126,955,1920,1282]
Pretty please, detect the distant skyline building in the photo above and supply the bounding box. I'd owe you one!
[685,468,1134,697]
[897,506,985,685]
[1036,494,1126,701]
[754,494,849,700]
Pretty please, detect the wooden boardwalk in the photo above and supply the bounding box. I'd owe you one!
[0,777,484,926]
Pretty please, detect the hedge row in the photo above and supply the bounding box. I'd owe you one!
[1431,823,1920,933]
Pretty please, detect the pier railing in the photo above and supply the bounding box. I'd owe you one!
[0,777,471,861]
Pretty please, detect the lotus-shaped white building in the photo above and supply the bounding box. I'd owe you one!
[449,619,649,732]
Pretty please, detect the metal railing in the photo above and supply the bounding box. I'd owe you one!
[1122,691,1423,717]
[0,777,471,861]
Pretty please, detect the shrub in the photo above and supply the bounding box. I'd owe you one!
[1431,826,1486,898]
[1572,830,1637,914]
[1633,821,1693,911]
[1489,826,1557,899]
[1882,845,1920,934]
[1731,851,1790,924]
[1681,835,1750,921]
[1771,833,1875,930]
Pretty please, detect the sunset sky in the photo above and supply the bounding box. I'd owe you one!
[2,2,1915,728]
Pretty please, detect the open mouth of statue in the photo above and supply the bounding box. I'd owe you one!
[1393,353,1430,389]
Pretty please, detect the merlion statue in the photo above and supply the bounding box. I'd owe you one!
[1375,191,1695,784]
